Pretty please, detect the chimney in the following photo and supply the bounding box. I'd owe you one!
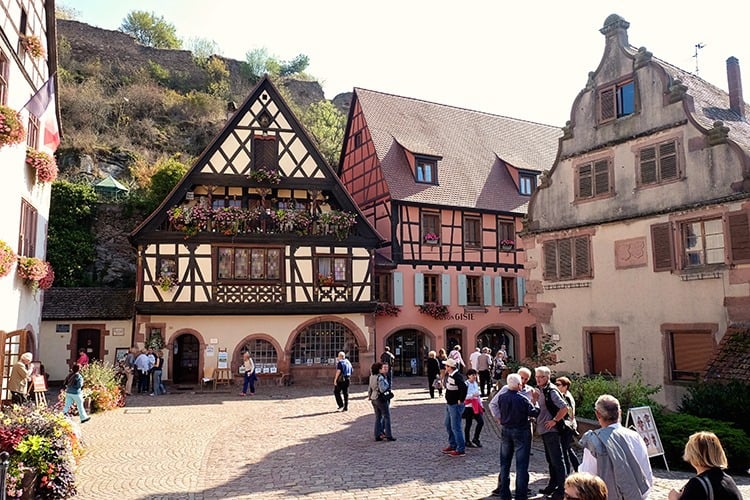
[727,56,745,119]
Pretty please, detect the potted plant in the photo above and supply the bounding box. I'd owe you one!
[0,105,25,148]
[272,208,312,235]
[20,34,45,58]
[418,302,450,320]
[16,256,53,292]
[500,239,516,251]
[26,147,58,183]
[423,232,440,244]
[211,206,245,235]
[317,210,357,240]
[167,205,211,236]
[0,239,17,278]
[375,303,401,317]
[155,273,176,292]
[317,273,335,287]
[146,332,165,350]
[247,165,281,185]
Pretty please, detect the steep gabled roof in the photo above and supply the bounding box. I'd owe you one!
[354,88,561,212]
[704,324,750,382]
[42,288,135,320]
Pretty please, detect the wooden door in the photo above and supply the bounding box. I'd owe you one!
[173,334,199,384]
[1,329,28,404]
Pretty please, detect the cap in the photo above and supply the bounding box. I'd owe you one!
[443,358,457,368]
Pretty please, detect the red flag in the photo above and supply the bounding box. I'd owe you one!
[23,75,60,153]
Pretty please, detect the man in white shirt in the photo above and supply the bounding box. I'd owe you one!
[579,394,653,500]
[469,347,481,371]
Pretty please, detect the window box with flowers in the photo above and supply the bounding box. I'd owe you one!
[375,303,401,317]
[317,273,336,287]
[500,239,516,252]
[316,210,357,240]
[146,332,166,350]
[247,165,281,185]
[272,208,313,235]
[418,302,450,320]
[167,205,211,236]
[212,206,246,235]
[423,232,440,244]
[20,34,45,59]
[0,239,17,278]
[26,147,58,183]
[0,105,26,149]
[16,256,54,292]
[155,273,177,292]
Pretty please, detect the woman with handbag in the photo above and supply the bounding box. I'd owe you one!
[240,352,256,396]
[426,350,442,398]
[555,376,580,472]
[668,431,742,500]
[368,362,396,442]
[462,369,485,447]
[63,363,90,423]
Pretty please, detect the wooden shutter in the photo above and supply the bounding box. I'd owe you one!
[590,332,617,375]
[441,274,451,305]
[574,236,591,278]
[651,223,675,272]
[593,160,610,196]
[671,331,713,380]
[483,275,493,307]
[599,87,616,122]
[392,271,404,306]
[457,274,467,306]
[727,210,750,264]
[18,199,37,257]
[414,273,424,305]
[639,146,657,184]
[659,141,678,180]
[578,164,593,199]
[516,277,526,307]
[543,241,558,280]
[494,276,503,306]
[558,239,573,280]
[253,135,278,170]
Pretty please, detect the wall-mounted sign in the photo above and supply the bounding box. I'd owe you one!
[112,327,124,336]
[210,338,219,344]
[55,324,70,334]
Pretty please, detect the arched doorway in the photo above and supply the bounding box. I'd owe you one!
[385,329,428,377]
[477,328,516,360]
[172,333,200,384]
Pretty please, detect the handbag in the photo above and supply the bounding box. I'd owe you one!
[380,389,394,401]
[432,377,443,389]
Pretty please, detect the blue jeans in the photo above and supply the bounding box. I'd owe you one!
[63,391,89,421]
[541,431,567,493]
[371,398,392,438]
[152,370,164,395]
[444,403,466,452]
[242,372,256,394]
[499,425,532,500]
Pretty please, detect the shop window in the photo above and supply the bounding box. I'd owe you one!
[291,321,359,365]
[239,338,278,371]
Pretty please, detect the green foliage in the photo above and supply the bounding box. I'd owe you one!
[242,48,310,83]
[47,181,98,286]
[148,156,188,209]
[187,37,221,61]
[568,371,662,420]
[524,332,563,369]
[199,57,230,98]
[80,360,125,413]
[120,10,182,49]
[655,412,750,473]
[301,100,345,166]
[679,379,750,434]
[147,60,170,85]
[280,54,310,76]
[55,4,80,20]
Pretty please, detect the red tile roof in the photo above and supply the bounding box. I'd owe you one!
[704,324,750,382]
[354,88,561,212]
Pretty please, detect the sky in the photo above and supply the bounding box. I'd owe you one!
[59,1,750,126]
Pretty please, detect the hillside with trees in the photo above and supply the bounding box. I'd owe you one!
[50,12,351,288]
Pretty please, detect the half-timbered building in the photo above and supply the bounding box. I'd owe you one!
[130,76,381,385]
[524,15,750,407]
[339,88,560,375]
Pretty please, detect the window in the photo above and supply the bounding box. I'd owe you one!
[291,321,359,365]
[423,274,439,303]
[422,212,440,243]
[543,236,591,281]
[599,79,635,122]
[374,273,392,303]
[498,220,515,246]
[0,52,8,105]
[239,338,278,366]
[519,173,536,195]
[576,159,612,200]
[354,132,362,148]
[253,135,278,172]
[157,256,177,280]
[668,330,714,382]
[416,158,436,184]
[466,275,481,306]
[217,247,281,281]
[212,198,242,209]
[501,277,516,307]
[317,256,348,283]
[683,218,724,267]
[638,140,680,186]
[589,330,617,375]
[463,215,481,249]
[18,199,37,257]
[27,113,39,149]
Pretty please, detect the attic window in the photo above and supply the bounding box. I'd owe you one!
[354,132,362,148]
[519,173,536,196]
[598,79,635,122]
[257,109,273,129]
[416,158,437,184]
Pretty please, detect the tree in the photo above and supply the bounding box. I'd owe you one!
[120,11,182,49]
[187,37,221,62]
[242,48,310,83]
[47,181,98,286]
[301,100,346,167]
[148,156,188,208]
[280,54,310,77]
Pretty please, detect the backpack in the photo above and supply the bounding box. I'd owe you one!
[543,384,573,433]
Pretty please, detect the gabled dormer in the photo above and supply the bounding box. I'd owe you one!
[395,138,443,185]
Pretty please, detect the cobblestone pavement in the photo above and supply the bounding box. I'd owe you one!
[74,378,750,499]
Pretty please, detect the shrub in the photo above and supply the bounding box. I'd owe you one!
[568,371,662,420]
[654,412,750,473]
[679,379,750,434]
[80,361,124,413]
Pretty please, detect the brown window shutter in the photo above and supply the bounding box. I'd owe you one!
[728,210,750,263]
[574,236,591,278]
[659,141,678,180]
[590,331,617,375]
[593,160,610,196]
[543,241,558,280]
[651,222,674,272]
[253,135,278,171]
[599,87,615,121]
[578,164,593,198]
[559,239,573,280]
[671,331,713,380]
[639,146,657,184]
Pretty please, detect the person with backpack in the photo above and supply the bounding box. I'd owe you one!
[555,376,580,473]
[533,366,568,499]
[63,363,90,423]
[333,351,352,411]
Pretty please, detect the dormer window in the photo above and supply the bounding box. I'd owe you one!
[519,172,536,196]
[416,157,437,184]
[598,79,635,122]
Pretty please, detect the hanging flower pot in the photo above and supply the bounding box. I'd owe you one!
[20,34,45,58]
[26,147,58,183]
[16,256,54,292]
[0,104,26,148]
[0,239,17,278]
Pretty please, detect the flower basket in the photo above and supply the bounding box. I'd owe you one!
[272,208,313,235]
[375,303,401,317]
[212,206,246,235]
[0,239,17,278]
[0,105,25,148]
[26,147,58,183]
[500,239,515,251]
[418,303,450,320]
[146,332,165,350]
[317,210,356,240]
[247,166,281,184]
[20,34,45,58]
[423,232,440,244]
[167,205,211,236]
[317,273,335,287]
[156,273,176,292]
[16,256,53,291]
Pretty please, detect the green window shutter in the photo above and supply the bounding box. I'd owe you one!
[393,271,404,306]
[414,273,424,305]
[483,275,493,306]
[441,274,451,305]
[494,276,503,306]
[516,277,526,307]
[457,274,467,306]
